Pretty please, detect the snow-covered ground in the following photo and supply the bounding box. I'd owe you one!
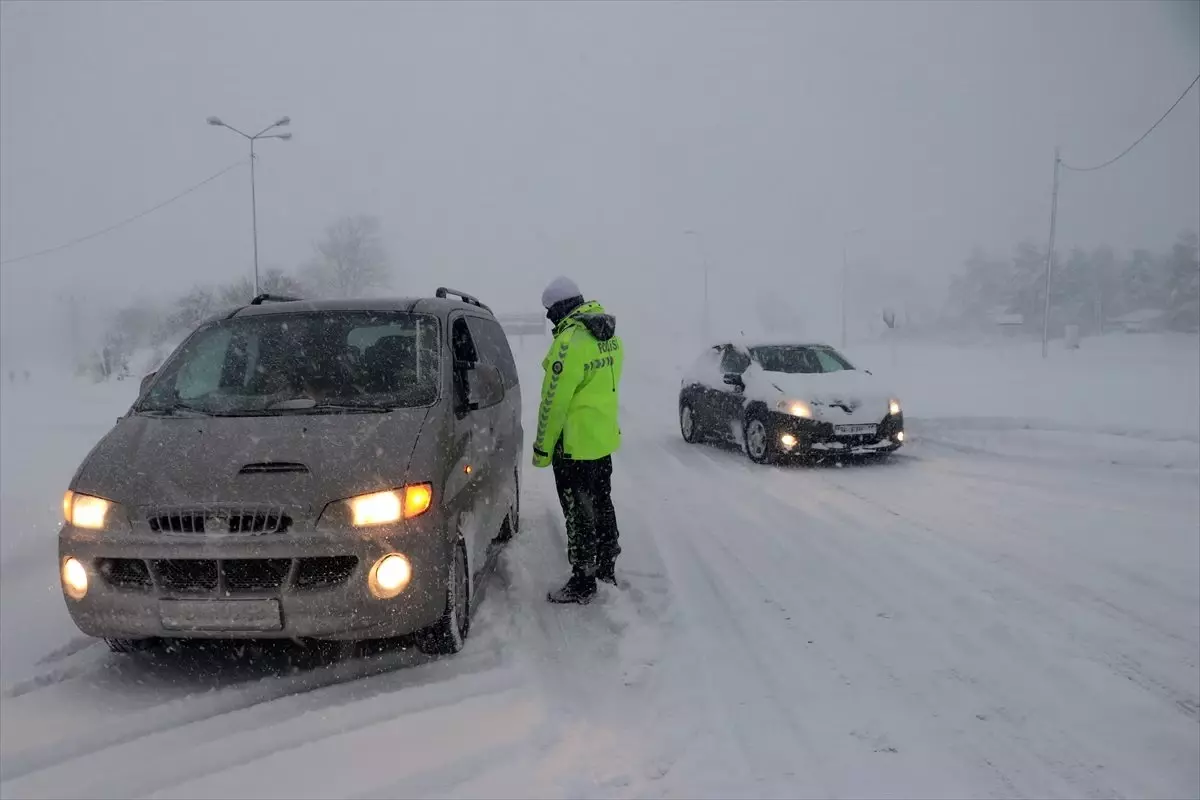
[1,333,1197,799]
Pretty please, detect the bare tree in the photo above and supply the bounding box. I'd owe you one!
[302,215,391,298]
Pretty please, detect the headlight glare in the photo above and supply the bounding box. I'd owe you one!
[889,398,902,416]
[777,399,813,419]
[61,557,88,600]
[63,491,112,530]
[349,490,403,526]
[346,483,434,527]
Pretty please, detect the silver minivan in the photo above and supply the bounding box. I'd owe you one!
[58,289,521,656]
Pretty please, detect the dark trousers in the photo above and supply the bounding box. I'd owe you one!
[552,454,620,575]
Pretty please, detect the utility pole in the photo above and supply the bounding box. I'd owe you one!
[207,115,292,296]
[1041,147,1061,359]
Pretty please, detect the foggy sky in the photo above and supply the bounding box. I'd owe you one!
[2,0,1198,361]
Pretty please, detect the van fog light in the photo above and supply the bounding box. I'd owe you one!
[62,557,88,600]
[780,433,798,450]
[369,554,412,599]
[896,431,906,443]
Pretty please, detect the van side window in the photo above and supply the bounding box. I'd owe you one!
[465,317,519,388]
[450,318,479,367]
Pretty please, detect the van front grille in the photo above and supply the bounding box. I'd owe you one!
[100,557,361,596]
[97,557,153,589]
[145,506,292,535]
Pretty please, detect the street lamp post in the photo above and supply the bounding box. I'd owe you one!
[206,115,292,296]
[841,227,864,349]
[684,229,710,340]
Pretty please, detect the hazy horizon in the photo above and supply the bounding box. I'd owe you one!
[2,0,1197,366]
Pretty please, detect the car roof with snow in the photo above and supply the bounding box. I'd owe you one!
[227,288,494,320]
[726,339,840,350]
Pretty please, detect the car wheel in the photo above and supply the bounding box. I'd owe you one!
[496,468,519,543]
[743,412,777,465]
[680,401,702,443]
[419,541,470,656]
[105,637,160,654]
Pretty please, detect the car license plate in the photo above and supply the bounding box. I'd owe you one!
[160,599,282,632]
[834,424,877,436]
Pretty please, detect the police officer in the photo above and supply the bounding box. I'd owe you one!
[532,277,624,603]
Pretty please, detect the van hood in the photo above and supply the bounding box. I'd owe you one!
[71,409,431,519]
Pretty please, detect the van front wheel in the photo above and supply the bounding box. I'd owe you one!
[418,541,470,656]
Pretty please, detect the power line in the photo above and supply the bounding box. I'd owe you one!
[1061,73,1200,173]
[0,159,247,266]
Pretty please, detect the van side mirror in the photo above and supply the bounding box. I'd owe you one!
[139,371,158,397]
[722,373,744,390]
[465,363,504,410]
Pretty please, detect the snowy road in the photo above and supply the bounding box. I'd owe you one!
[2,337,1198,799]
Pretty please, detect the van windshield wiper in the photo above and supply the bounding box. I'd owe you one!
[138,401,214,417]
[262,398,396,414]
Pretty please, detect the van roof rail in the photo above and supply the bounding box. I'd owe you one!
[435,287,492,313]
[250,293,303,305]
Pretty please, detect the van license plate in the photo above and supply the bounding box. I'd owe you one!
[834,424,877,436]
[160,599,282,632]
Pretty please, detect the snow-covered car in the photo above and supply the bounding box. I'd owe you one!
[678,341,905,463]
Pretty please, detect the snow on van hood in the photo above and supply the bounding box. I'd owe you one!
[70,408,432,519]
[743,365,897,424]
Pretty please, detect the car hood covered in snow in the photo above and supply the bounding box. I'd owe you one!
[70,408,432,517]
[743,366,897,423]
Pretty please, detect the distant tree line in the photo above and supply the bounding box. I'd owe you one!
[86,214,391,381]
[944,230,1199,337]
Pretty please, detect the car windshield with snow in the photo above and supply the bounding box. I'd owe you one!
[58,291,522,659]
[678,341,905,463]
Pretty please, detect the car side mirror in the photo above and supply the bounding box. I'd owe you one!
[465,363,505,410]
[139,371,157,397]
[722,373,744,389]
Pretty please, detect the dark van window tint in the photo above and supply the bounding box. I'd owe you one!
[466,317,519,388]
[451,317,479,366]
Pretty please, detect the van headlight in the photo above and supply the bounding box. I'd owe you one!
[777,399,813,419]
[63,491,125,531]
[319,483,435,528]
[889,398,902,416]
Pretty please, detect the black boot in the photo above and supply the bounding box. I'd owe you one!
[596,562,617,586]
[547,570,597,604]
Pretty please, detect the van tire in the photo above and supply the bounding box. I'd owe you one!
[418,541,469,656]
[496,467,519,543]
[105,637,160,654]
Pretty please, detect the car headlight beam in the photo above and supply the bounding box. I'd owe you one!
[346,483,434,527]
[63,491,113,530]
[777,399,813,419]
[61,557,88,600]
[889,398,902,416]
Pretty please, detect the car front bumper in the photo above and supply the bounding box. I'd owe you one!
[57,517,450,642]
[770,410,905,456]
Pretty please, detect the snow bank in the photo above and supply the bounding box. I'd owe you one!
[843,333,1200,437]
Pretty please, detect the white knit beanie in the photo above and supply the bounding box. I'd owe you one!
[541,276,583,309]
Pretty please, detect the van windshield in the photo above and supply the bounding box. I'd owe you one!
[138,311,441,416]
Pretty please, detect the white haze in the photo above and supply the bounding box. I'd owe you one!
[1,0,1198,365]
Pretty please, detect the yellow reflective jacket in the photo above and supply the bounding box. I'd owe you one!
[532,301,623,466]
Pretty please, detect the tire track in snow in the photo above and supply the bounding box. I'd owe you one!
[1,643,509,793]
[619,397,1197,799]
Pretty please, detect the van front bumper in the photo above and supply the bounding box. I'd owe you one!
[57,518,450,642]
